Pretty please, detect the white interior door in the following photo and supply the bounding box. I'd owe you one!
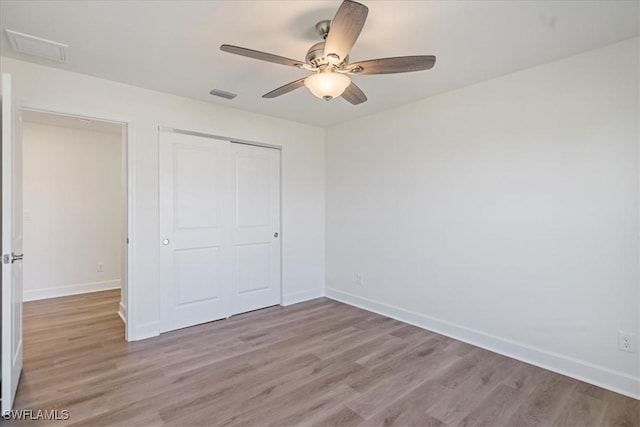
[1,73,23,414]
[159,131,232,332]
[230,143,281,314]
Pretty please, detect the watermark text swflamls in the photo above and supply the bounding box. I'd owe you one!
[2,409,70,421]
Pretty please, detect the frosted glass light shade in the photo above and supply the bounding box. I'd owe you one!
[304,71,351,100]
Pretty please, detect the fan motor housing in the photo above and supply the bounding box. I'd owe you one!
[305,42,325,67]
[305,41,349,68]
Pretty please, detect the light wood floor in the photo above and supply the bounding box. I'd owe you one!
[12,290,639,427]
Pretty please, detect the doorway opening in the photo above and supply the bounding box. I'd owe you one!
[20,109,129,339]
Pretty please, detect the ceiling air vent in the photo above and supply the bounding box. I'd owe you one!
[210,89,237,100]
[5,30,68,62]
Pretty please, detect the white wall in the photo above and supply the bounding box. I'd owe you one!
[22,122,123,301]
[0,56,326,341]
[325,38,639,398]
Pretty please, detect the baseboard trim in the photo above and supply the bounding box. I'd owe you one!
[24,280,121,301]
[282,288,325,306]
[117,301,127,325]
[326,287,640,400]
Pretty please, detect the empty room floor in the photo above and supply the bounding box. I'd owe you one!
[14,291,639,427]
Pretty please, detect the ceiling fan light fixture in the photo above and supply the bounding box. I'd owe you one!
[220,0,435,105]
[304,71,351,100]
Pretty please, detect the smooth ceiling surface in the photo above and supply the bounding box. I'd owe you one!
[1,1,638,127]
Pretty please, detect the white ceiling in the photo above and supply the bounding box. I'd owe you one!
[1,1,638,127]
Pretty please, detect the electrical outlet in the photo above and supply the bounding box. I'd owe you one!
[97,262,104,273]
[356,274,364,286]
[618,331,636,353]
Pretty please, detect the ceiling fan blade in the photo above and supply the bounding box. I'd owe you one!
[324,0,369,63]
[262,78,307,98]
[349,56,436,75]
[341,81,367,105]
[220,44,305,68]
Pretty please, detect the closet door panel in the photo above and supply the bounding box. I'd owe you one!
[230,143,281,314]
[159,131,232,333]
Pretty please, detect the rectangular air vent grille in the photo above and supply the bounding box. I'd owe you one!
[210,89,237,100]
[6,30,68,62]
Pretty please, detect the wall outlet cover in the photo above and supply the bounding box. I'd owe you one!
[618,331,636,353]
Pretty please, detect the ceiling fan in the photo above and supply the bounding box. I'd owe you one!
[220,0,436,105]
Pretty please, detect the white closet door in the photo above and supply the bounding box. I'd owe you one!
[159,132,232,332]
[230,143,281,314]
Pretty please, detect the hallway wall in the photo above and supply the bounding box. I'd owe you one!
[22,121,124,300]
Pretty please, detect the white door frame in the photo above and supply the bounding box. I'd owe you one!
[18,103,136,342]
[158,126,284,307]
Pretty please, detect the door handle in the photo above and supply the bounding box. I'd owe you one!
[162,239,170,245]
[2,253,23,264]
[273,232,279,238]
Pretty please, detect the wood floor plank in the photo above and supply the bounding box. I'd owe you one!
[362,380,448,427]
[309,406,365,427]
[346,334,453,393]
[456,384,524,427]
[13,290,638,427]
[552,388,608,427]
[355,331,435,369]
[347,343,459,420]
[426,352,521,426]
[431,347,495,390]
[600,392,640,427]
[388,324,424,339]
[507,370,579,427]
[501,362,548,393]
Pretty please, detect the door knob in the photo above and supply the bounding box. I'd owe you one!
[274,232,279,238]
[162,239,170,245]
[2,253,23,264]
